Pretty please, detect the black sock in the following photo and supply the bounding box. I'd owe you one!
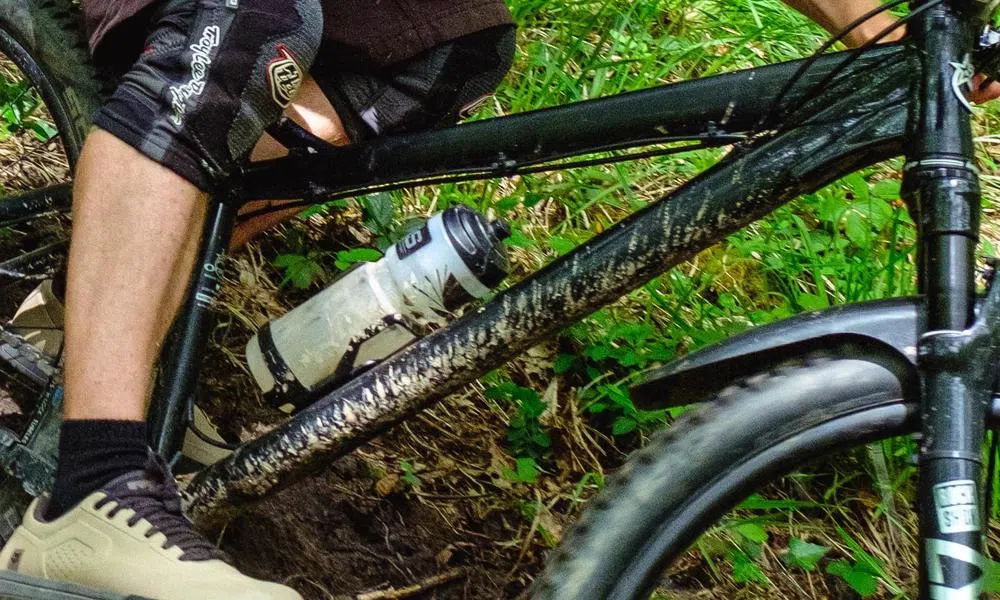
[45,419,149,520]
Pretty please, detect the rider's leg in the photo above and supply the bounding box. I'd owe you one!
[782,0,903,47]
[229,24,518,250]
[0,0,321,594]
[42,0,325,516]
[45,129,206,516]
[64,131,206,423]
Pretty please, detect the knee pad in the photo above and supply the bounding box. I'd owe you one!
[94,0,323,190]
[315,25,516,141]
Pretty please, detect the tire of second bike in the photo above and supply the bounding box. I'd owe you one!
[0,0,98,166]
[532,353,915,600]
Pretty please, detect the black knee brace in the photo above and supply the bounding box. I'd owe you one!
[94,0,323,190]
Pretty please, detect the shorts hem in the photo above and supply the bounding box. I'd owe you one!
[93,106,213,193]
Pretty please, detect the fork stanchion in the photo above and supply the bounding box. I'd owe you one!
[147,197,237,461]
[905,3,990,599]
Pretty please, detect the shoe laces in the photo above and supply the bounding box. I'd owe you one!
[94,454,228,562]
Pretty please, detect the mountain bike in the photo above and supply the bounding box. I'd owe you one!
[0,0,997,598]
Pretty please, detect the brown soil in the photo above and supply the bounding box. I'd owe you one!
[222,453,520,599]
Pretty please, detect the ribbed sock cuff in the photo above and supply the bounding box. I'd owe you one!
[46,419,149,520]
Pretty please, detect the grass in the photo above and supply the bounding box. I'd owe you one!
[377,1,998,596]
[4,0,1000,597]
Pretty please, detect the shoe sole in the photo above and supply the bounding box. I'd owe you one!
[0,571,152,599]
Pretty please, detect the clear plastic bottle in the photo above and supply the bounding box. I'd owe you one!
[246,205,510,413]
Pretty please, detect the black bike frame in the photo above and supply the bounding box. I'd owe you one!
[170,42,916,523]
[907,1,993,597]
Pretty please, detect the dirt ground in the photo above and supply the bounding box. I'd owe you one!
[198,224,574,599]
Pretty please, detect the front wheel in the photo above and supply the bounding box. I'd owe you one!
[533,353,921,599]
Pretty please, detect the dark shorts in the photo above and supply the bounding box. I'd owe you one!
[86,0,514,190]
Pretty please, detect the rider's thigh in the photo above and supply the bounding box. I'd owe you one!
[312,24,517,142]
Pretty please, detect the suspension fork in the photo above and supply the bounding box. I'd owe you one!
[904,2,993,598]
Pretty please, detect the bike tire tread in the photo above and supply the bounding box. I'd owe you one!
[532,353,908,599]
[0,0,99,160]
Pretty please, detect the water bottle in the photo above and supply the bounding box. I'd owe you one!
[246,205,511,413]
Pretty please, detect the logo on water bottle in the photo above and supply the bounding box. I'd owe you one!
[397,225,432,260]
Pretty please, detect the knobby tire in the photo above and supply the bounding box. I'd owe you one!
[533,353,916,599]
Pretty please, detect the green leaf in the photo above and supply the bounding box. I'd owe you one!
[553,354,576,374]
[523,192,545,208]
[844,211,869,247]
[611,416,637,436]
[729,549,769,585]
[817,192,848,224]
[734,522,768,544]
[797,293,828,311]
[361,193,394,231]
[603,384,637,414]
[299,198,349,219]
[841,568,878,597]
[845,173,869,202]
[29,119,57,141]
[505,230,533,249]
[502,457,539,483]
[827,559,879,597]
[273,253,326,289]
[984,558,1000,593]
[516,457,538,482]
[783,538,829,572]
[549,236,576,256]
[399,460,421,487]
[496,195,520,213]
[335,247,382,270]
[737,494,819,510]
[871,179,900,201]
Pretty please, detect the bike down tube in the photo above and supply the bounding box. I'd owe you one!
[183,48,915,527]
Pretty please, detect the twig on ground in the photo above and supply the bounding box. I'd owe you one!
[355,568,465,600]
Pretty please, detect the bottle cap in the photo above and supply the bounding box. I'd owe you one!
[442,206,510,288]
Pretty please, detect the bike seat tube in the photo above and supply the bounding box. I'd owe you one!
[148,196,238,460]
[903,2,989,598]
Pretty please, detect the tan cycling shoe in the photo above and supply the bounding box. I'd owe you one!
[9,281,235,467]
[0,456,301,600]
